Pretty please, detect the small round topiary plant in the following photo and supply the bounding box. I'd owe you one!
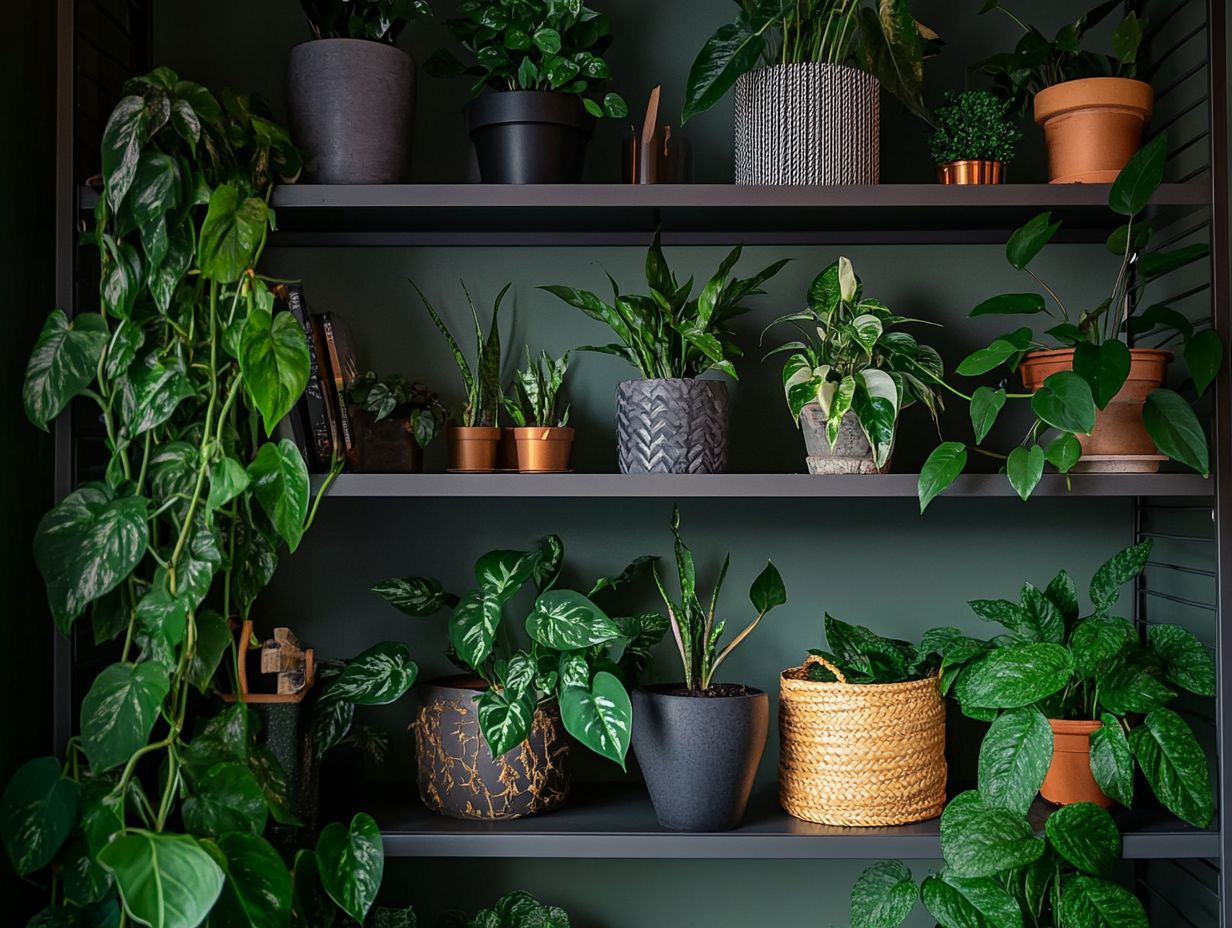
[929,89,1022,166]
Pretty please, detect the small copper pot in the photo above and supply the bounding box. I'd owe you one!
[497,427,519,471]
[447,426,500,472]
[513,427,575,473]
[937,160,1005,184]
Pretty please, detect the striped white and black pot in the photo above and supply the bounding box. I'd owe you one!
[615,379,729,474]
[734,62,880,186]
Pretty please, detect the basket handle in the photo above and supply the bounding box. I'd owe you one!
[801,653,847,685]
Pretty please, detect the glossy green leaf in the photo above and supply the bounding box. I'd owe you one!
[55,832,112,905]
[1144,388,1209,475]
[1006,212,1060,270]
[122,353,194,437]
[1020,583,1064,644]
[198,184,268,283]
[1089,541,1151,612]
[749,561,787,613]
[958,643,1073,709]
[1106,221,1152,256]
[1070,616,1134,679]
[98,831,224,928]
[316,813,383,923]
[102,94,155,209]
[290,849,334,928]
[24,311,108,429]
[1108,133,1167,217]
[956,328,1033,376]
[0,757,79,876]
[189,609,230,694]
[311,693,355,760]
[852,369,899,469]
[850,860,917,928]
[681,21,767,124]
[247,440,309,552]
[373,576,452,616]
[1185,329,1222,398]
[1031,371,1095,434]
[1138,242,1210,279]
[1089,714,1134,808]
[208,832,292,928]
[527,590,621,650]
[81,662,171,773]
[181,761,267,837]
[978,706,1053,815]
[206,457,250,514]
[919,443,967,512]
[970,293,1048,316]
[1045,802,1119,876]
[1130,708,1214,828]
[940,799,1044,877]
[559,671,632,769]
[1097,655,1175,715]
[449,590,503,670]
[1044,433,1082,474]
[476,686,535,756]
[1148,624,1216,696]
[1058,875,1149,928]
[326,642,418,706]
[1006,445,1045,501]
[474,549,537,600]
[969,387,1006,444]
[240,306,311,436]
[1072,340,1131,409]
[921,872,1022,928]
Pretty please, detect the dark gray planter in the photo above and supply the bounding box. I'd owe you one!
[465,91,594,184]
[615,379,729,474]
[631,685,768,831]
[413,679,571,820]
[288,38,414,184]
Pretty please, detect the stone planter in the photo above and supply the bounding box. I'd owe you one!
[615,379,729,474]
[800,407,884,475]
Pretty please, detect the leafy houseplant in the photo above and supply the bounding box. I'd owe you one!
[1,69,399,927]
[440,890,571,928]
[918,134,1221,509]
[289,1,432,183]
[682,0,940,184]
[544,232,787,473]
[375,535,665,819]
[762,256,945,474]
[348,371,446,472]
[311,641,420,759]
[631,507,786,831]
[504,349,575,473]
[416,281,509,472]
[428,0,628,183]
[928,89,1021,184]
[977,1,1152,183]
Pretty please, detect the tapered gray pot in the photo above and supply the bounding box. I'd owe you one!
[615,379,729,474]
[800,406,886,474]
[288,38,414,184]
[631,686,768,831]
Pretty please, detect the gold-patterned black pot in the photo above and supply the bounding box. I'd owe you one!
[413,678,571,820]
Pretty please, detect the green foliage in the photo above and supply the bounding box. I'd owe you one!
[928,89,1021,165]
[977,1,1147,112]
[654,506,786,693]
[312,643,419,757]
[763,256,946,470]
[299,0,433,43]
[416,281,508,427]
[374,535,664,767]
[440,890,571,928]
[428,0,627,119]
[349,370,446,448]
[503,348,571,428]
[682,0,941,124]
[921,133,1221,508]
[806,615,940,684]
[544,231,787,380]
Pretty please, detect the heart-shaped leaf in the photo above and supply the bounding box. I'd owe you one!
[957,643,1073,709]
[1006,212,1060,269]
[921,872,1022,928]
[978,706,1053,815]
[326,642,418,706]
[1130,708,1214,828]
[1089,713,1134,807]
[1072,340,1131,409]
[0,757,79,876]
[1007,445,1045,501]
[81,661,170,773]
[1031,371,1095,435]
[1058,875,1149,928]
[1109,133,1167,217]
[919,443,967,512]
[1184,329,1222,398]
[969,387,1006,444]
[240,307,311,436]
[850,860,917,928]
[373,576,452,617]
[198,184,268,283]
[247,439,309,552]
[208,832,292,928]
[476,686,535,756]
[559,671,632,769]
[24,311,108,430]
[1143,388,1209,476]
[1147,624,1215,696]
[98,830,224,928]
[316,813,383,923]
[1089,541,1151,612]
[941,799,1044,877]
[527,590,621,651]
[1045,802,1120,876]
[181,761,267,837]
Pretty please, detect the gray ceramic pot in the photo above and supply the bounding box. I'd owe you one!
[288,38,414,184]
[800,406,885,474]
[615,379,730,474]
[413,679,571,820]
[631,685,768,831]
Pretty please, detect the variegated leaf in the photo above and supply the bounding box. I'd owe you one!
[449,590,503,669]
[527,590,621,650]
[559,672,632,768]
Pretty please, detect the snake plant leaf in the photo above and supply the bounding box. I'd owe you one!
[198,183,268,283]
[1130,708,1214,828]
[527,590,622,650]
[0,757,79,876]
[849,860,917,928]
[969,386,1006,445]
[23,310,108,429]
[327,642,418,706]
[941,800,1044,878]
[417,282,474,399]
[1058,875,1149,928]
[181,762,267,837]
[81,661,171,773]
[1006,445,1045,501]
[1072,340,1131,410]
[1144,388,1210,476]
[957,643,1073,709]
[247,439,310,552]
[921,872,1023,928]
[1089,540,1151,612]
[373,576,452,617]
[206,832,292,928]
[98,831,224,928]
[239,304,312,436]
[977,706,1053,816]
[1109,133,1167,217]
[1184,329,1223,398]
[559,671,632,769]
[1069,616,1135,679]
[918,442,967,512]
[1031,371,1096,435]
[1089,714,1134,808]
[1045,802,1120,877]
[475,549,538,600]
[1006,212,1061,270]
[316,813,383,924]
[450,590,503,669]
[1147,624,1216,696]
[477,686,535,757]
[681,21,768,124]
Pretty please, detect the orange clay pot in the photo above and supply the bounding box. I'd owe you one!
[1040,719,1114,808]
[1034,78,1153,184]
[1018,348,1171,472]
[446,426,501,472]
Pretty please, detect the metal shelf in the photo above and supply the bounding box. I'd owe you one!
[373,784,1218,860]
[265,181,1210,246]
[314,472,1213,499]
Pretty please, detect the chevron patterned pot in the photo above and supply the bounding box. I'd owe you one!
[615,379,729,474]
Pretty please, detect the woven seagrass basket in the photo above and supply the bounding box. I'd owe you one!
[778,653,947,826]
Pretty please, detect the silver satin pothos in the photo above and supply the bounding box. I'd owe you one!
[616,379,729,474]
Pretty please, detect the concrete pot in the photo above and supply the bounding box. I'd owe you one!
[1040,719,1114,808]
[1034,78,1153,184]
[615,379,729,474]
[800,406,883,475]
[631,685,768,831]
[288,38,414,184]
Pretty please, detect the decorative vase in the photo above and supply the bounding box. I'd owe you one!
[733,62,880,186]
[615,379,729,474]
[1040,719,1114,808]
[413,679,571,820]
[447,426,501,472]
[1033,78,1154,184]
[1018,348,1171,472]
[799,407,886,475]
[512,426,574,472]
[349,407,423,473]
[631,685,768,831]
[936,160,1005,184]
[465,91,594,184]
[288,38,415,184]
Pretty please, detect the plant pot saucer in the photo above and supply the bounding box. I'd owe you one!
[518,469,575,474]
[1071,454,1166,474]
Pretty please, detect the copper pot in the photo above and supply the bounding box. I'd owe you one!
[1034,77,1153,184]
[446,426,500,472]
[1019,348,1171,472]
[936,160,1004,184]
[1040,719,1114,808]
[497,427,519,471]
[512,426,575,473]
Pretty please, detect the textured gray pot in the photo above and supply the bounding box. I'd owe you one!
[615,379,729,474]
[288,38,414,184]
[800,406,884,475]
[631,686,768,831]
[734,63,880,185]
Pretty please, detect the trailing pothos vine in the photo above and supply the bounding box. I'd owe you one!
[1,68,406,928]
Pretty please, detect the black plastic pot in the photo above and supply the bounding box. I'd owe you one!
[631,685,768,831]
[465,91,594,184]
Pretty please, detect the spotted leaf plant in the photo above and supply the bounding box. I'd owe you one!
[375,536,666,767]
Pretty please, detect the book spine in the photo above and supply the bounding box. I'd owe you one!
[322,314,354,453]
[285,286,336,468]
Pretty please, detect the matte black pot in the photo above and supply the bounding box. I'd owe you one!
[465,91,594,184]
[631,685,768,831]
[288,38,414,184]
[413,678,571,820]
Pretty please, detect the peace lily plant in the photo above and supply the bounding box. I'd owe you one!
[1,70,413,928]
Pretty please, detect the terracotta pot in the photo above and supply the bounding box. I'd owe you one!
[497,427,519,470]
[512,426,574,472]
[446,426,500,472]
[1019,348,1171,472]
[1040,719,1114,808]
[936,160,1004,184]
[1034,78,1153,184]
